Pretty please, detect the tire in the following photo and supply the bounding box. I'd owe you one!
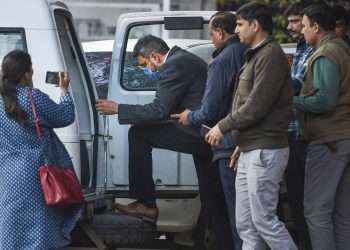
[89,211,155,246]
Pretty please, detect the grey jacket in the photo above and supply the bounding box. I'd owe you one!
[218,36,292,152]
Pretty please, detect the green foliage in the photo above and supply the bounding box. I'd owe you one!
[272,11,293,43]
[219,0,350,43]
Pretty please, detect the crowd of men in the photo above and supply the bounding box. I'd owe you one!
[95,1,350,249]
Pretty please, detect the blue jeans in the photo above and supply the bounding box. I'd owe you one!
[219,158,243,250]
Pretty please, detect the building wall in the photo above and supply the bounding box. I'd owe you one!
[65,0,216,41]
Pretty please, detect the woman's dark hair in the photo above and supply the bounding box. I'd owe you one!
[303,3,336,31]
[210,11,237,35]
[236,2,273,35]
[0,50,32,127]
[133,34,170,58]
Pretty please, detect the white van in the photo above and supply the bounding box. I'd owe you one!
[1,1,297,248]
[0,1,223,248]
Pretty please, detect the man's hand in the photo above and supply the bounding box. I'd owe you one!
[205,124,224,146]
[170,109,191,126]
[230,146,240,171]
[95,99,119,115]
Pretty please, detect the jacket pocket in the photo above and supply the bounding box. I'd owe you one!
[237,74,253,102]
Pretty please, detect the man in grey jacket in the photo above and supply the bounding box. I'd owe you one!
[206,3,297,249]
[96,34,235,250]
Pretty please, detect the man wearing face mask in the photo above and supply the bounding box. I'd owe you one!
[96,34,235,250]
[283,1,313,249]
[143,66,159,80]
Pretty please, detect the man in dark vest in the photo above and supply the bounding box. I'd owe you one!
[294,3,350,250]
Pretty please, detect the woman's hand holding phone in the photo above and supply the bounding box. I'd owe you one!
[59,72,69,94]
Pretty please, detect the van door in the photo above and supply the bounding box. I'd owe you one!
[50,3,104,192]
[108,12,215,190]
[0,0,105,196]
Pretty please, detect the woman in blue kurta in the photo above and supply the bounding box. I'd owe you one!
[0,50,81,249]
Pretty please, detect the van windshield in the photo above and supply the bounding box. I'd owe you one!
[0,30,26,64]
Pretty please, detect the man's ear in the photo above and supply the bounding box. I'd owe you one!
[314,22,320,34]
[217,28,224,40]
[150,51,160,63]
[252,20,260,32]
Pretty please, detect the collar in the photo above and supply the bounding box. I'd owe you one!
[212,35,240,59]
[252,37,267,49]
[297,36,307,47]
[163,49,171,63]
[245,36,275,61]
[314,31,337,51]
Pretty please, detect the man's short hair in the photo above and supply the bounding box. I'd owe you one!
[236,3,273,35]
[210,11,236,35]
[331,5,349,25]
[284,0,313,17]
[303,3,336,31]
[133,34,170,58]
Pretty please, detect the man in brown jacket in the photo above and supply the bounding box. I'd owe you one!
[294,3,350,250]
[206,3,297,249]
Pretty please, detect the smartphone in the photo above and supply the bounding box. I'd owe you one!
[45,71,59,85]
[200,124,211,137]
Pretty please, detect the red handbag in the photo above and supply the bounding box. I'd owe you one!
[29,88,84,207]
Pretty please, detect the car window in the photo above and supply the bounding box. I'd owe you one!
[122,23,211,91]
[85,51,111,99]
[0,29,26,64]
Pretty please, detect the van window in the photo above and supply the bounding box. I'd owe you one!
[85,51,111,99]
[121,23,210,91]
[0,29,26,64]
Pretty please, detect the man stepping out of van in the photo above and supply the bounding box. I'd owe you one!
[96,34,235,250]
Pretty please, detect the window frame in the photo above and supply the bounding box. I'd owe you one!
[120,21,210,91]
[0,27,28,59]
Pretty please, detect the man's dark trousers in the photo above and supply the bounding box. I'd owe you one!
[285,139,312,250]
[219,158,243,250]
[128,122,235,250]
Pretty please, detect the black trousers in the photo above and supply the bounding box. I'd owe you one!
[285,139,312,250]
[128,122,235,250]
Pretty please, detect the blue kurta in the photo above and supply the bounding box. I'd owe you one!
[0,86,81,249]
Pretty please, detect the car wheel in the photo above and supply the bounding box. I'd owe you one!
[89,211,155,246]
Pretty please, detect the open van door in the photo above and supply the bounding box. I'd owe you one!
[0,0,108,201]
[49,2,104,193]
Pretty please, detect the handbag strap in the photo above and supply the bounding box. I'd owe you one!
[29,88,42,139]
[29,88,48,165]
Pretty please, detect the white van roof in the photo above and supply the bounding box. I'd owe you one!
[0,0,68,29]
[83,39,212,53]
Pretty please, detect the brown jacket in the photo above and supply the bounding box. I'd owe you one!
[218,36,292,152]
[298,32,350,144]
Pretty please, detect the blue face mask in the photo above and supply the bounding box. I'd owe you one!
[143,67,159,80]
